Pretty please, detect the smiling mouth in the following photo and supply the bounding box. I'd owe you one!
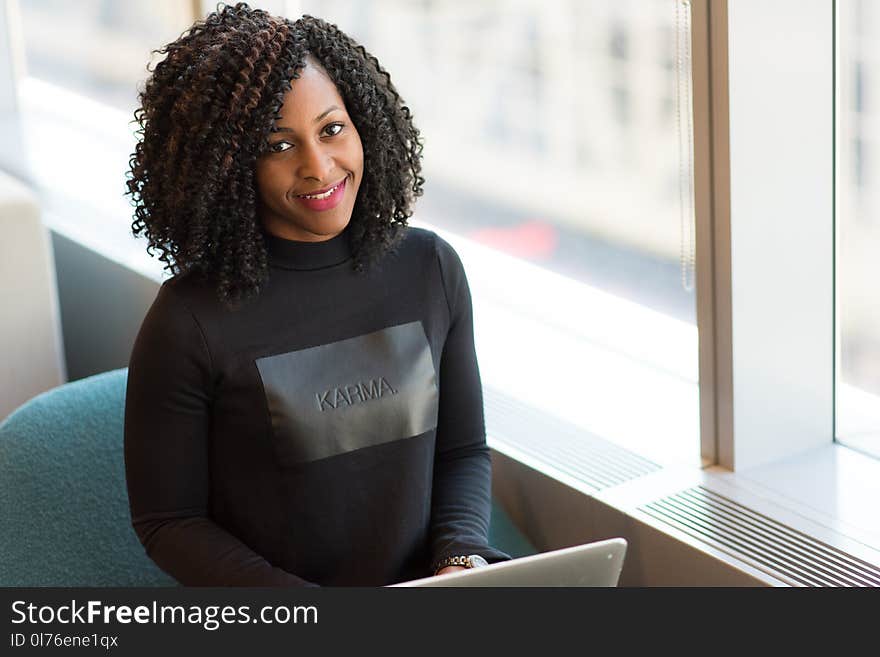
[296,177,347,200]
[293,176,348,212]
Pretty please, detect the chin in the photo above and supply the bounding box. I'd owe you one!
[303,215,350,237]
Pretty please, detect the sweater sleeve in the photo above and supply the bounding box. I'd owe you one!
[124,283,317,587]
[429,235,512,572]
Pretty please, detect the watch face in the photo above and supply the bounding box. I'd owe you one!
[468,555,489,568]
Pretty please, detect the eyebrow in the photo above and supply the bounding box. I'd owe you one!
[272,105,342,133]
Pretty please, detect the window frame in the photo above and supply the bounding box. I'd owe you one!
[693,0,837,471]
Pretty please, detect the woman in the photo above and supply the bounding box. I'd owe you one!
[123,3,510,586]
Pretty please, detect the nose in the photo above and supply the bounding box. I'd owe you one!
[297,140,333,182]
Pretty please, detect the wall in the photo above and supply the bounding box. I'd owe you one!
[51,231,159,382]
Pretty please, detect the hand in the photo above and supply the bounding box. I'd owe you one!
[435,566,467,576]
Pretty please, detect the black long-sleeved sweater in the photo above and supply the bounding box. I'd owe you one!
[123,223,511,586]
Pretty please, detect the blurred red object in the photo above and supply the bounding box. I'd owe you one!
[469,220,558,259]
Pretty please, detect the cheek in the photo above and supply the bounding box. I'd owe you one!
[350,132,365,172]
[255,163,289,199]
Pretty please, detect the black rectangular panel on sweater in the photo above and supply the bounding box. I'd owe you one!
[255,320,439,467]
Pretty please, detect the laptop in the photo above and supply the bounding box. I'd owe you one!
[390,537,627,587]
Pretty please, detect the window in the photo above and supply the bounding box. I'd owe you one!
[4,0,701,467]
[18,0,193,112]
[836,0,880,459]
[11,0,196,276]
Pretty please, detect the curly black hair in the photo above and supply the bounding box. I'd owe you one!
[126,2,424,306]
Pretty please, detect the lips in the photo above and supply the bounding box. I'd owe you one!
[293,177,348,212]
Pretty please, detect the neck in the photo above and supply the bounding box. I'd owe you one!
[261,223,353,270]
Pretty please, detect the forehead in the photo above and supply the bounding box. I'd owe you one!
[275,61,346,125]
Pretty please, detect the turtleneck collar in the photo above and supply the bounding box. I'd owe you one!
[262,223,354,271]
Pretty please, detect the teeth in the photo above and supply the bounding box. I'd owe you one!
[301,182,340,200]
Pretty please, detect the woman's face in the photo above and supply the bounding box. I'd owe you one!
[255,59,364,242]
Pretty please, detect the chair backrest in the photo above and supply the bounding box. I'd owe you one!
[0,170,66,420]
[0,368,176,586]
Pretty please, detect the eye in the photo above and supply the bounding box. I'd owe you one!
[323,122,344,137]
[267,141,293,154]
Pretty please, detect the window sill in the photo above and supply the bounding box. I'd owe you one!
[709,442,880,548]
